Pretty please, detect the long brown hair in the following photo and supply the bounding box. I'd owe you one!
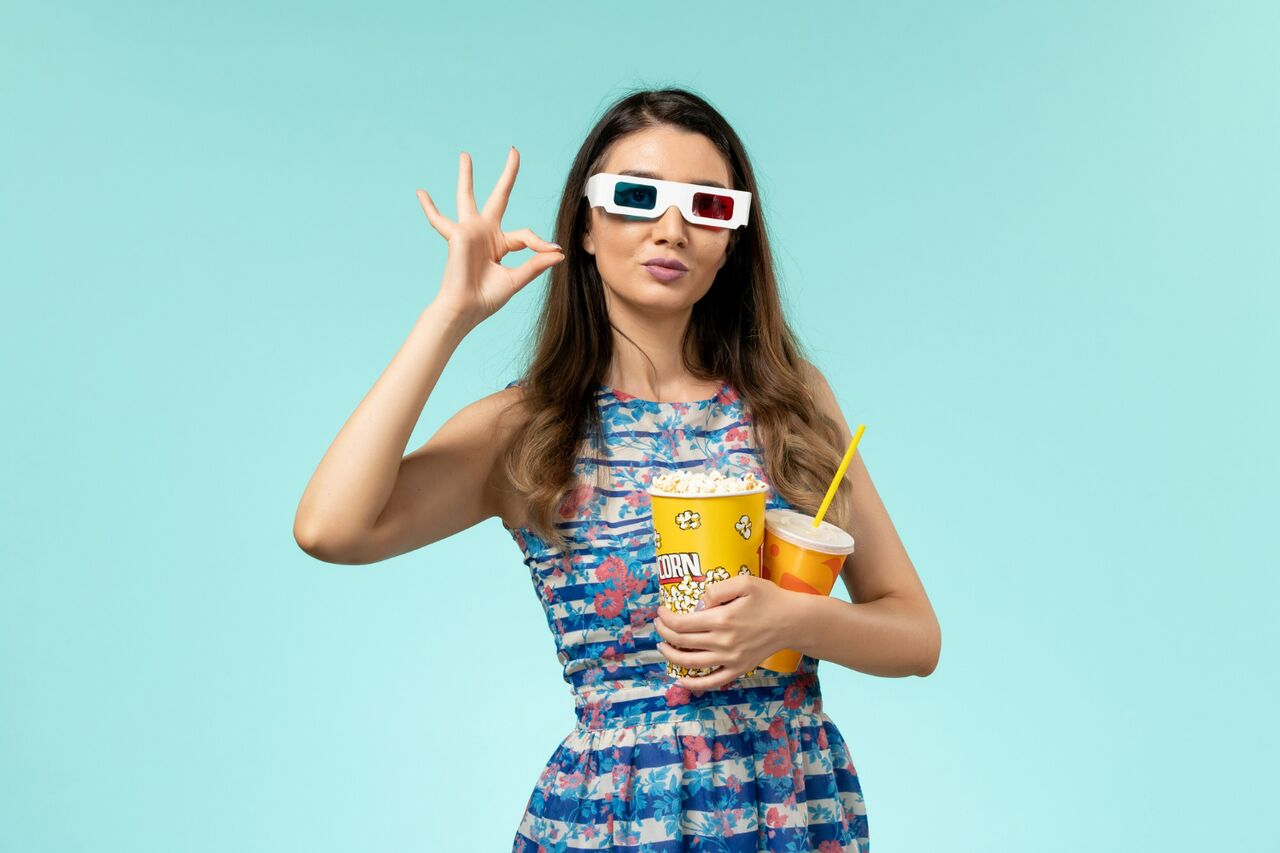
[502,86,852,549]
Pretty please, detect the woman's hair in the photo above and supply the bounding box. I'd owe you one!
[502,86,852,550]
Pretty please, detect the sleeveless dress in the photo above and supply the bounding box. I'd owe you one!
[504,379,870,852]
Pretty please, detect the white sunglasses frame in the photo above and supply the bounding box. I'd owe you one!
[583,172,752,230]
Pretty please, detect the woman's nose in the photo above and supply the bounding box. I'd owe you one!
[652,205,688,244]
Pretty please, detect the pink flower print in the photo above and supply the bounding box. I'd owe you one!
[581,702,606,729]
[726,774,742,793]
[558,770,584,790]
[717,386,739,405]
[712,741,729,761]
[620,569,645,596]
[763,746,791,777]
[630,604,657,629]
[681,736,711,770]
[783,680,806,709]
[612,388,637,402]
[819,841,845,852]
[598,555,627,582]
[614,764,635,802]
[765,806,787,828]
[594,587,626,619]
[768,718,787,740]
[624,489,647,508]
[611,762,631,789]
[724,425,749,445]
[793,764,807,796]
[817,726,829,750]
[558,484,594,519]
[664,684,692,707]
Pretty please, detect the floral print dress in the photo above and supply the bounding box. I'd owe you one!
[505,379,870,852]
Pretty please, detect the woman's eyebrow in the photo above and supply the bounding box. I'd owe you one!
[618,169,727,189]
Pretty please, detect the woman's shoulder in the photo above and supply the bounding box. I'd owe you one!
[485,380,537,448]
[422,381,531,446]
[794,357,825,389]
[792,358,850,430]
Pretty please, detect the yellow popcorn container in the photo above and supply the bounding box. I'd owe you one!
[648,480,769,680]
[757,508,856,673]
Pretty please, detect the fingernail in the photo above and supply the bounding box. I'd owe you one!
[694,599,706,612]
[549,242,561,249]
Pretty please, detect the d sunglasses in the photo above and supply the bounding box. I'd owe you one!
[584,172,752,230]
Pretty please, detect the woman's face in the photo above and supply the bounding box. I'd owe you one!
[582,125,736,316]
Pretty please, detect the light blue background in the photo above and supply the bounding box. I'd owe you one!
[3,2,1277,850]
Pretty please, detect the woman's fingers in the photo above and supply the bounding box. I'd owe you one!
[456,151,479,218]
[415,189,454,240]
[656,642,721,669]
[503,227,561,254]
[496,228,564,292]
[654,617,720,651]
[502,248,564,292]
[481,146,520,222]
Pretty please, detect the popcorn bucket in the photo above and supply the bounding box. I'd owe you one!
[648,480,768,679]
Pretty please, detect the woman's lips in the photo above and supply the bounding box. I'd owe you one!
[644,263,688,282]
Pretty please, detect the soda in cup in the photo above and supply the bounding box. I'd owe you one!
[758,508,856,673]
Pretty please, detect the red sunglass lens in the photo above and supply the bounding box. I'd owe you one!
[692,192,734,221]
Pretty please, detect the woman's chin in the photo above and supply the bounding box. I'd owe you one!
[612,286,699,315]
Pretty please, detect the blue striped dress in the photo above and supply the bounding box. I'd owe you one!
[505,379,870,852]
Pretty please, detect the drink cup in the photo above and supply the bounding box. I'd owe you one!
[648,473,769,680]
[758,508,856,673]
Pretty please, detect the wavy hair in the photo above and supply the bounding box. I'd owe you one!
[502,87,851,550]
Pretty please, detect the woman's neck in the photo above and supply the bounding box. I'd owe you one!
[602,301,715,400]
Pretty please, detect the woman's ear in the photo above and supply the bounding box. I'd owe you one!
[582,208,596,255]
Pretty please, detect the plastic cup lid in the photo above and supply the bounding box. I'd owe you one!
[764,508,855,554]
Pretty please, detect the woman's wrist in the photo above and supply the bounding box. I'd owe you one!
[421,299,481,343]
[777,588,822,653]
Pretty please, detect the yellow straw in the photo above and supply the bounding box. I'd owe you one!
[813,425,865,528]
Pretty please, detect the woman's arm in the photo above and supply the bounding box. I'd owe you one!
[292,303,523,565]
[791,360,942,677]
[293,147,561,564]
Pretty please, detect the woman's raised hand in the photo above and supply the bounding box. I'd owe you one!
[416,147,565,328]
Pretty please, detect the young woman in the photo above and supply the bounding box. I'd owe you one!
[295,87,940,852]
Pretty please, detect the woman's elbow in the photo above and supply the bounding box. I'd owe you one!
[917,622,942,677]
